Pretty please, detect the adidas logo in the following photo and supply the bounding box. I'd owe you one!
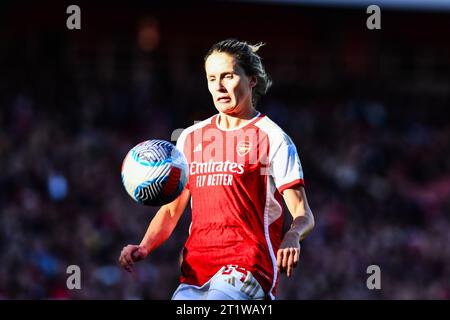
[193,143,202,153]
[224,276,236,287]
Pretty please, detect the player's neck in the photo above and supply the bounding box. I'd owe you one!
[218,108,258,130]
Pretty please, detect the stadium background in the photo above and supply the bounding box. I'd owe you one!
[0,0,449,299]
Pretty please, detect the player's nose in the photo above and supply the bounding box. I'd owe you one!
[211,79,226,92]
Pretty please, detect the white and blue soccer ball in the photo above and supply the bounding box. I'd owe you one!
[121,139,188,206]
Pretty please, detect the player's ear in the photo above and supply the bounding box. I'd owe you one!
[249,76,257,88]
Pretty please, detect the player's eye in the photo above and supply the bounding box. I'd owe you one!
[224,74,233,79]
[208,77,215,82]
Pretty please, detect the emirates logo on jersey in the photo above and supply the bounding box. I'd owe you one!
[236,141,252,157]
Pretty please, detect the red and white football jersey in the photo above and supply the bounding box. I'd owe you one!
[175,112,304,299]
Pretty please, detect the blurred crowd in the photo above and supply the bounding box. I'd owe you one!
[1,3,450,299]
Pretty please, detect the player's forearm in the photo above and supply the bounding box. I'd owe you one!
[287,210,315,242]
[139,205,179,254]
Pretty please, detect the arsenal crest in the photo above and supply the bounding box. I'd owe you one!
[236,141,252,156]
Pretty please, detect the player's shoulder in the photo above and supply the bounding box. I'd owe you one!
[256,114,294,146]
[176,115,215,146]
[185,115,215,133]
[186,115,215,134]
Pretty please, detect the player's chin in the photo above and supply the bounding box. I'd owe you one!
[215,102,237,114]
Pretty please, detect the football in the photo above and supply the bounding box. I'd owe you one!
[121,139,188,206]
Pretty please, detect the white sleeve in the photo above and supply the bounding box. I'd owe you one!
[175,129,191,190]
[175,127,186,150]
[270,134,304,194]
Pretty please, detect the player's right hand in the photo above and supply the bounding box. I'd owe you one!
[118,244,148,272]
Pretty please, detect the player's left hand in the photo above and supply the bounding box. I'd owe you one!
[277,231,301,278]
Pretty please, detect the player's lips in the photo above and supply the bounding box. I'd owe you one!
[217,96,231,102]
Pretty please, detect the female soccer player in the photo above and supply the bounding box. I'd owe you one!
[119,39,315,300]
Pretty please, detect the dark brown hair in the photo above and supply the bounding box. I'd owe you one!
[205,39,272,106]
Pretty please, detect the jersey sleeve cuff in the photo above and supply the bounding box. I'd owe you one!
[277,179,305,194]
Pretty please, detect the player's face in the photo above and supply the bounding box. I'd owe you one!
[205,52,256,115]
